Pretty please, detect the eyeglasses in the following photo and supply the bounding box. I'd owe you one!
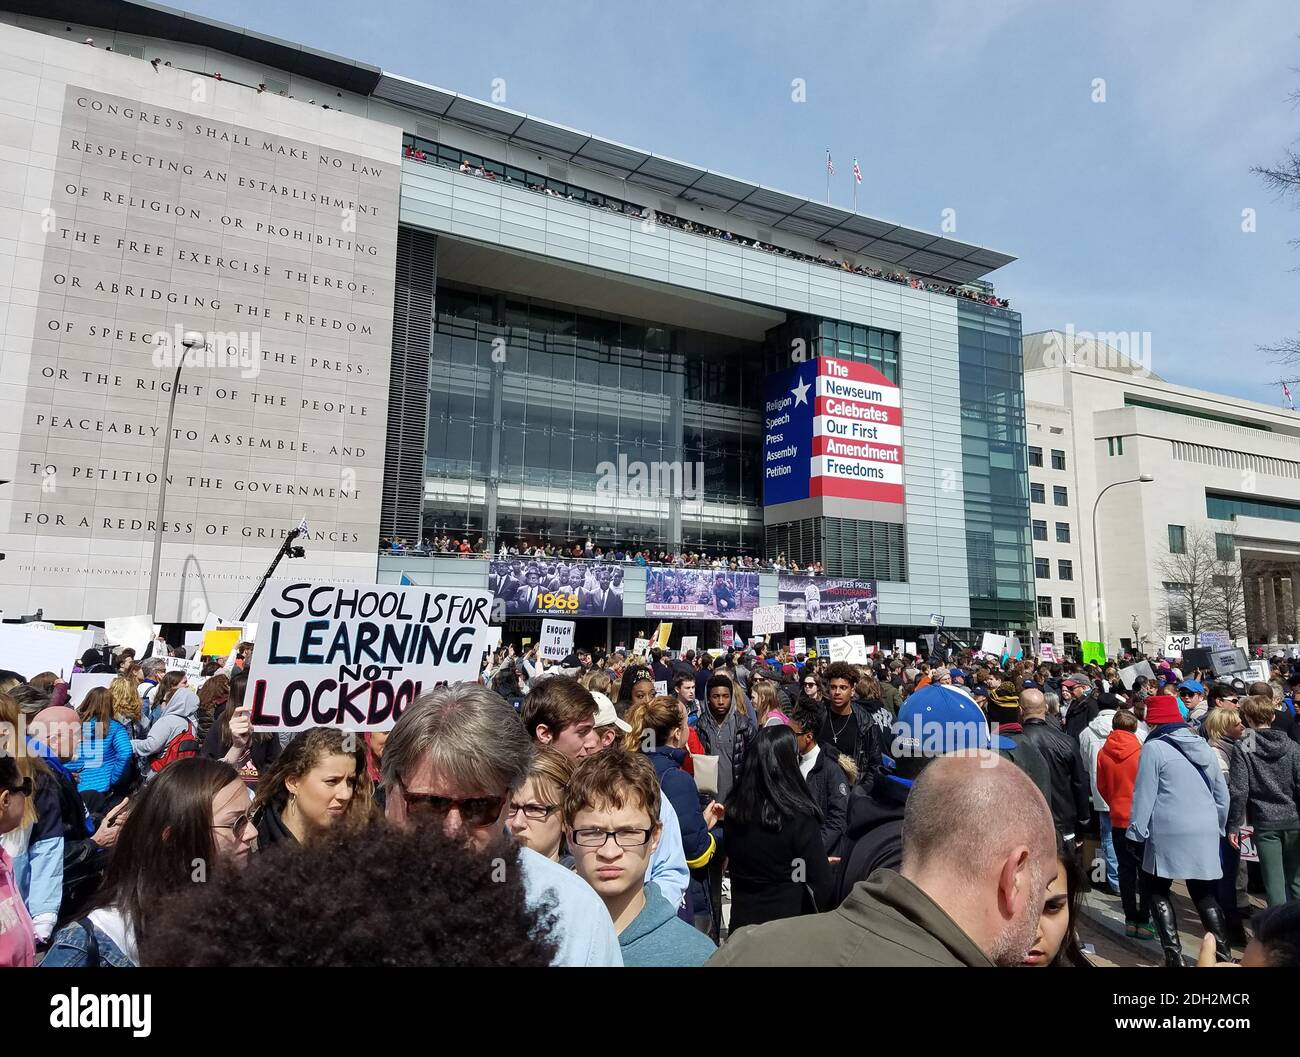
[402,791,506,828]
[3,776,32,797]
[213,812,252,838]
[788,725,812,739]
[803,681,817,688]
[569,827,654,849]
[508,802,559,821]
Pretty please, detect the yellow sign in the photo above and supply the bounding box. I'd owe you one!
[201,627,242,658]
[655,622,673,650]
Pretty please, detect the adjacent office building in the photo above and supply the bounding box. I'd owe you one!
[1025,329,1300,655]
[0,1,1031,644]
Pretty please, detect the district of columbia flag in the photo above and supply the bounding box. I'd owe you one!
[852,158,862,183]
[1284,380,1295,411]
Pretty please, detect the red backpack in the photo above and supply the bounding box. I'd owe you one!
[149,720,200,775]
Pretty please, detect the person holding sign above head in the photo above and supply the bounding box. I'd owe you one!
[251,729,372,851]
[382,683,623,966]
[564,749,716,967]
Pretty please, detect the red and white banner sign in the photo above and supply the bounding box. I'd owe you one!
[812,358,905,505]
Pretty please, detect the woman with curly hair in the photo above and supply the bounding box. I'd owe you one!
[109,676,146,740]
[195,673,229,749]
[252,727,372,851]
[139,821,556,966]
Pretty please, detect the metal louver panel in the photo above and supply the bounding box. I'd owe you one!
[380,227,436,540]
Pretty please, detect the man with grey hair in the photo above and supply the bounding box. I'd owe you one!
[708,754,1057,966]
[384,683,622,966]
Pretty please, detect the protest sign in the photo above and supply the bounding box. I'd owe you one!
[166,657,204,680]
[828,636,853,663]
[721,625,735,649]
[632,637,650,656]
[1165,633,1193,658]
[68,673,115,707]
[1040,642,1057,663]
[1118,660,1154,690]
[655,623,673,650]
[816,636,830,658]
[1198,630,1230,650]
[484,626,503,654]
[248,581,492,732]
[1081,640,1106,665]
[201,627,243,658]
[539,619,575,662]
[680,636,698,655]
[751,605,785,637]
[183,630,204,652]
[979,633,1007,660]
[654,681,668,696]
[846,635,869,664]
[1238,826,1259,863]
[0,624,84,679]
[790,637,807,656]
[1247,660,1270,685]
[105,615,155,655]
[905,641,917,657]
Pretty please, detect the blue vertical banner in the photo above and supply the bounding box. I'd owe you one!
[763,359,817,506]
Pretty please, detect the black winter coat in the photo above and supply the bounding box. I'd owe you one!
[1021,717,1091,837]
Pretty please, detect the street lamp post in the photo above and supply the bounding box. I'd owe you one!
[1090,473,1155,657]
[146,333,204,620]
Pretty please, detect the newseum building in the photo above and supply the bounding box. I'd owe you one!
[0,1,1034,647]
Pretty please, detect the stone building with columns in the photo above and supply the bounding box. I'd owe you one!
[1024,329,1300,656]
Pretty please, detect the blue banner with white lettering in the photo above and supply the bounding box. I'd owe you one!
[763,360,816,506]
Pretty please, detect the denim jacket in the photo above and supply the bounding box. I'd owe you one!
[41,918,136,968]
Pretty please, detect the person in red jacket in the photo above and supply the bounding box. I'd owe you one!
[1096,709,1151,939]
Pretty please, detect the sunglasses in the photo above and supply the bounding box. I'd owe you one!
[402,791,506,828]
[3,776,32,798]
[213,811,253,839]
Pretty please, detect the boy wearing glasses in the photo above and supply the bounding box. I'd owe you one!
[565,750,716,967]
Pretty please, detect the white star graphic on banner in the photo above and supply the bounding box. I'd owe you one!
[791,377,810,406]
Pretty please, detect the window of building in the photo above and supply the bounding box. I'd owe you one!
[1168,524,1186,554]
[1051,449,1066,470]
[1058,559,1073,581]
[1105,436,1125,457]
[1037,595,1053,618]
[1053,486,1068,506]
[1029,446,1043,467]
[1060,597,1076,619]
[1055,522,1071,543]
[1031,482,1045,504]
[1207,491,1300,525]
[1063,631,1080,654]
[1163,582,1188,633]
[1035,557,1050,579]
[1215,532,1235,561]
[1032,519,1048,542]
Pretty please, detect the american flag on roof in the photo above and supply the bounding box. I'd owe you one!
[853,158,862,184]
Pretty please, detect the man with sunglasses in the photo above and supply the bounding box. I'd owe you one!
[383,683,623,966]
[0,756,37,966]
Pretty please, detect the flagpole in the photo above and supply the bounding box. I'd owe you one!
[825,150,831,205]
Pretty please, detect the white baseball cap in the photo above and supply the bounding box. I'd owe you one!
[590,691,632,732]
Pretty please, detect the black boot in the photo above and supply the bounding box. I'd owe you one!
[1150,894,1184,967]
[1198,903,1233,963]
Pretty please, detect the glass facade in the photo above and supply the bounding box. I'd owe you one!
[1206,491,1300,525]
[424,283,764,555]
[958,302,1034,631]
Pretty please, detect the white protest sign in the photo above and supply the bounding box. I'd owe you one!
[751,604,785,637]
[1238,826,1259,863]
[633,637,650,656]
[248,581,492,732]
[680,636,698,655]
[1198,630,1230,649]
[1247,660,1270,684]
[484,626,503,654]
[68,673,115,707]
[0,625,84,679]
[1118,660,1154,690]
[1040,642,1057,663]
[791,637,807,656]
[184,630,204,652]
[980,632,1008,660]
[828,636,853,663]
[166,657,204,680]
[539,619,575,662]
[894,638,905,655]
[845,634,869,664]
[105,615,155,655]
[654,681,668,696]
[1164,633,1193,658]
[905,641,917,657]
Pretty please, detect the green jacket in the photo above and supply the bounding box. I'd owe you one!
[707,869,993,967]
[881,682,903,717]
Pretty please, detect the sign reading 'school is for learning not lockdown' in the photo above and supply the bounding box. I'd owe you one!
[249,581,492,732]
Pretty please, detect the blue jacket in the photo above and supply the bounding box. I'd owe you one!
[42,916,136,968]
[1127,725,1228,881]
[647,747,717,919]
[67,718,133,794]
[648,794,689,911]
[619,884,716,967]
[518,847,622,966]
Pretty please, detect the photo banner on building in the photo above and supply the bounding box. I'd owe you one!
[644,569,760,620]
[249,581,492,732]
[489,559,624,617]
[777,575,878,624]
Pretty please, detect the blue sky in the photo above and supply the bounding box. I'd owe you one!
[177,0,1300,404]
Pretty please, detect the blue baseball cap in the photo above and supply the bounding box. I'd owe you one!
[1179,678,1206,694]
[891,684,1012,758]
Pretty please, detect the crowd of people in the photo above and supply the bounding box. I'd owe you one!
[3,629,1299,969]
[402,139,1009,309]
[378,534,825,573]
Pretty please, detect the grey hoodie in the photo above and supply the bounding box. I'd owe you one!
[130,687,199,760]
[1228,728,1300,833]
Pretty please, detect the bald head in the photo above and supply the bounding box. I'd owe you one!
[1019,688,1046,720]
[900,754,1057,965]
